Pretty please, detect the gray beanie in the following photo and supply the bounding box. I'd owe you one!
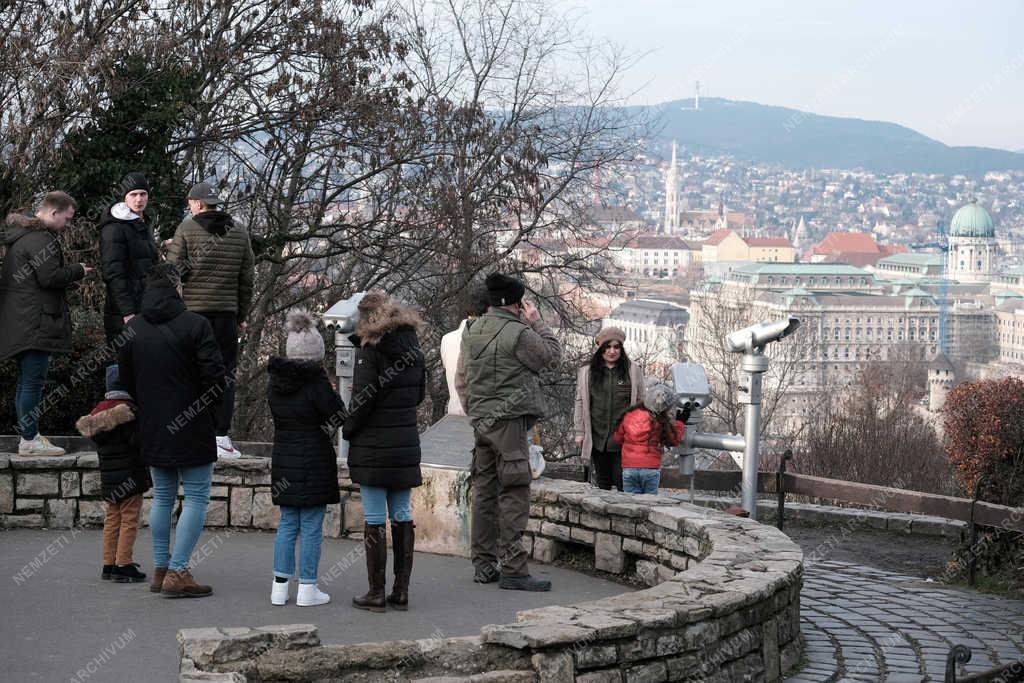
[643,382,677,415]
[285,310,325,361]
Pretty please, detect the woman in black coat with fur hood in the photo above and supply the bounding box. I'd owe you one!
[266,311,345,608]
[344,291,426,613]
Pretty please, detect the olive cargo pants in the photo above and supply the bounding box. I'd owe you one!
[470,416,535,578]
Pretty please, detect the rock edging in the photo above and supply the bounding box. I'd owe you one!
[178,478,803,682]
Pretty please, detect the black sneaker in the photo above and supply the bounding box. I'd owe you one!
[473,564,499,584]
[499,574,551,592]
[101,565,113,580]
[111,563,146,583]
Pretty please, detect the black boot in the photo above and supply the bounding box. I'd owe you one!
[111,563,146,583]
[386,521,414,610]
[352,524,387,613]
[101,564,113,580]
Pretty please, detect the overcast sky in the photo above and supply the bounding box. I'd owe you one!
[573,0,1024,151]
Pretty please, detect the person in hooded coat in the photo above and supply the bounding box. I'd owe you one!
[118,262,225,599]
[99,172,159,344]
[0,191,89,456]
[75,364,152,583]
[266,310,345,608]
[166,182,255,458]
[343,291,426,613]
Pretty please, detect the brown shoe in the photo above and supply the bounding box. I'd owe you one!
[150,567,167,593]
[161,569,213,598]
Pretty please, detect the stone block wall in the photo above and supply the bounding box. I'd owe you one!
[177,478,805,682]
[0,451,472,556]
[0,453,363,536]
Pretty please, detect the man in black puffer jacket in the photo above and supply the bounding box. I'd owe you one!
[344,291,426,613]
[99,172,160,344]
[118,262,225,599]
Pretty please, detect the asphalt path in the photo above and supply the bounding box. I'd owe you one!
[0,529,629,682]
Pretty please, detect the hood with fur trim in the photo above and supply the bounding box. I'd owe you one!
[75,401,135,438]
[268,356,328,394]
[3,213,48,245]
[355,296,425,348]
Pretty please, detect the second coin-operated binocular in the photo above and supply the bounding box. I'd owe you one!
[323,292,366,335]
[671,362,712,410]
[725,317,800,354]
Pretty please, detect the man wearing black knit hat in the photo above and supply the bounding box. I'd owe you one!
[455,272,562,591]
[98,172,160,344]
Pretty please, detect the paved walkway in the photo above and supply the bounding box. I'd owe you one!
[0,529,627,682]
[789,560,1024,682]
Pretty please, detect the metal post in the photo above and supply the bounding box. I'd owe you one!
[739,352,768,520]
[335,330,356,462]
[678,406,701,504]
[777,449,792,531]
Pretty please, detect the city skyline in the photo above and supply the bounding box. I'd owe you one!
[575,0,1024,152]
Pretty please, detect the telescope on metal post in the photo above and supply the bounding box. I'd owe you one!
[322,292,366,461]
[672,316,800,520]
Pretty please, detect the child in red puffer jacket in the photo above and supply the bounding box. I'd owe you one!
[613,383,684,494]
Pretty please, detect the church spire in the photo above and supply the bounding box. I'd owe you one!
[664,140,679,234]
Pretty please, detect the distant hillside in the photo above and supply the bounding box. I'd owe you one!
[648,98,1024,175]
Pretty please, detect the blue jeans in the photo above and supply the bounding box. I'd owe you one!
[273,505,326,584]
[14,350,50,439]
[359,485,412,526]
[623,468,661,495]
[149,464,213,572]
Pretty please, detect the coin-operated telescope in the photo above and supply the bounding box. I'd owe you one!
[322,292,366,460]
[672,317,800,519]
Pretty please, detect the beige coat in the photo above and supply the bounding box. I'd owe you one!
[573,362,645,461]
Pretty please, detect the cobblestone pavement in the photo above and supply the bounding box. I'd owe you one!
[788,560,1024,682]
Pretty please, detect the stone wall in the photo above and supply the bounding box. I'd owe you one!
[177,478,804,682]
[0,451,472,556]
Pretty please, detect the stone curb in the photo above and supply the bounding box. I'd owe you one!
[176,478,805,682]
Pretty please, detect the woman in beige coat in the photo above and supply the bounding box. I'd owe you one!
[573,327,645,490]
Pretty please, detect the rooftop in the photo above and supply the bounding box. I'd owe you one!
[607,298,689,326]
[876,253,944,267]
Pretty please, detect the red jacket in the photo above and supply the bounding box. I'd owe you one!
[613,408,684,470]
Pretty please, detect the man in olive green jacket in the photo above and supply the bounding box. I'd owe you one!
[166,182,255,458]
[455,272,561,591]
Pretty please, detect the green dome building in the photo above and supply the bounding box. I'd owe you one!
[949,198,995,238]
[947,198,997,283]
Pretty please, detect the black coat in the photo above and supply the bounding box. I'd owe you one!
[343,325,426,490]
[75,399,152,503]
[99,204,159,317]
[0,214,85,360]
[117,281,225,468]
[267,357,345,507]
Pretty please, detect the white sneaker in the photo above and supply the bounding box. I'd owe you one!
[18,435,65,456]
[296,583,330,607]
[271,579,290,606]
[216,436,242,459]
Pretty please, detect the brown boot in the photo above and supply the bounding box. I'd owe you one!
[386,521,414,610]
[161,569,213,598]
[150,567,167,593]
[352,524,387,613]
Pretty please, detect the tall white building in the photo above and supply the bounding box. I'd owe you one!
[947,198,998,284]
[664,141,680,234]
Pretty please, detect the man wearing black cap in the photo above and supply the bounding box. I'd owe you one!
[166,182,255,459]
[455,272,562,591]
[99,172,160,344]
